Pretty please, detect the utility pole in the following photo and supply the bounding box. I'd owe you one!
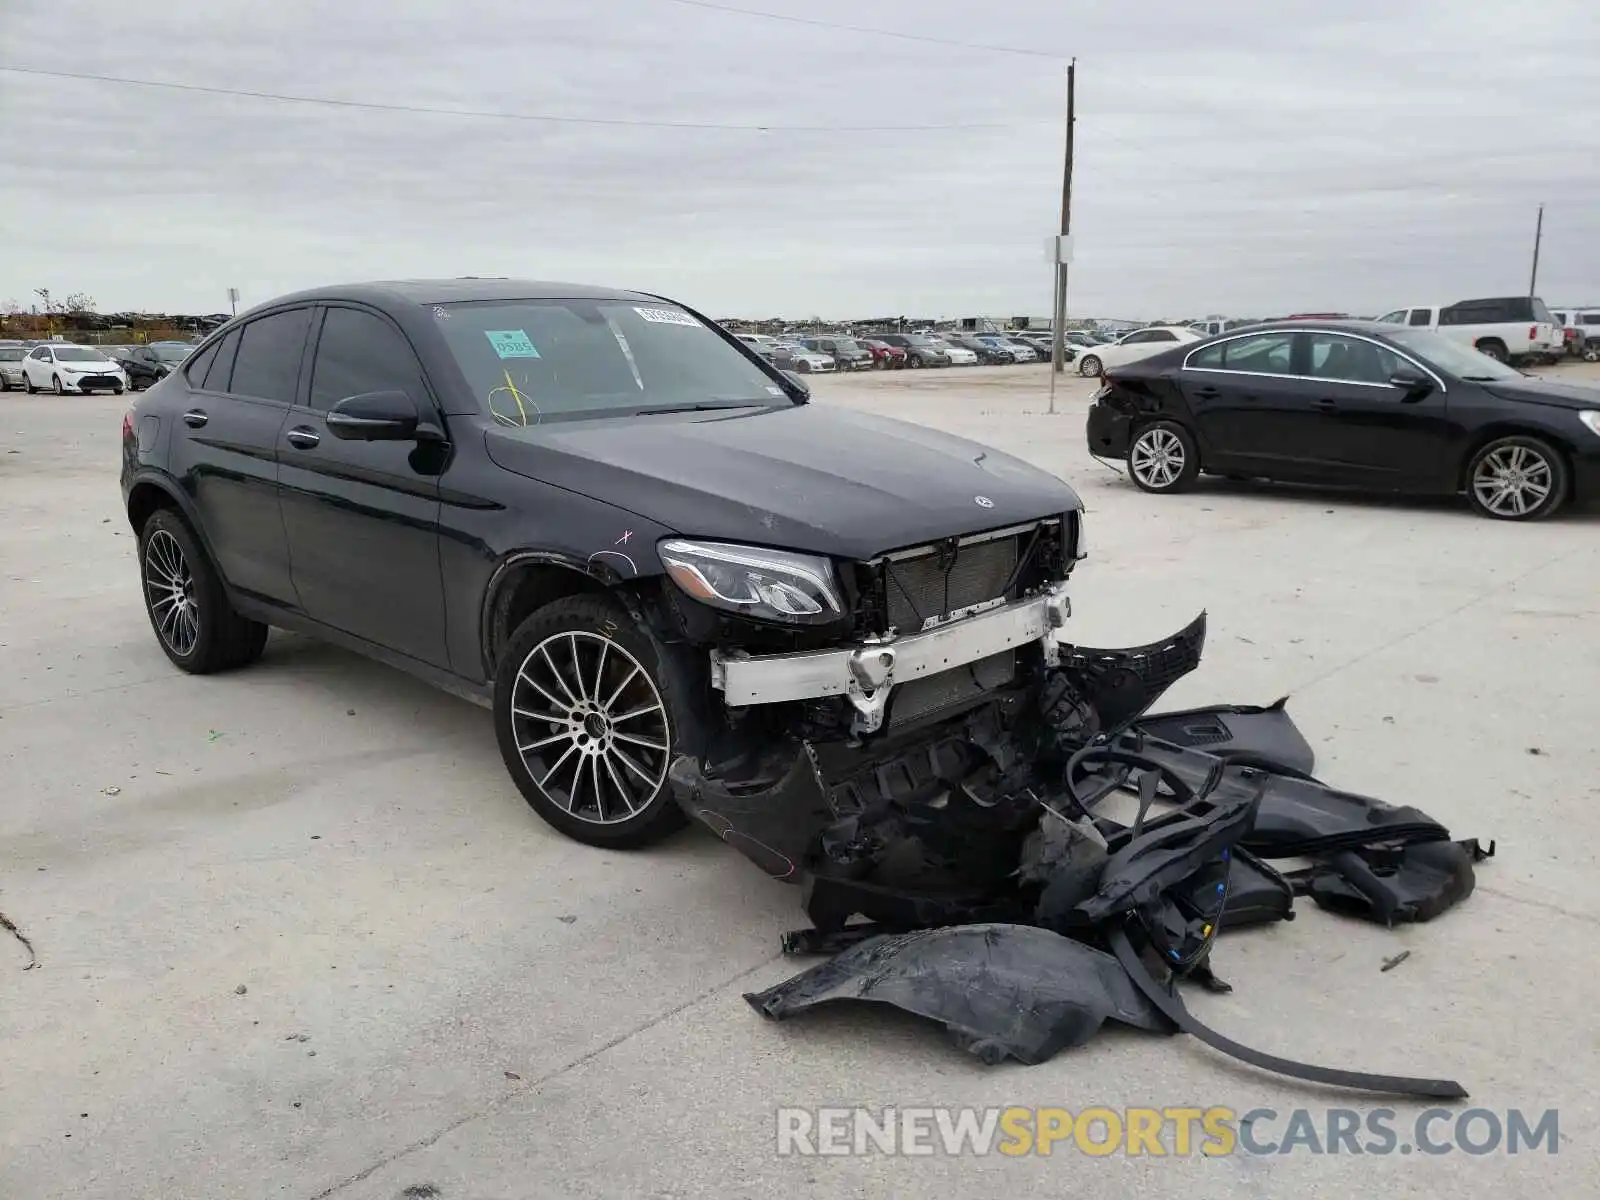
[1528,204,1544,296]
[1048,59,1076,415]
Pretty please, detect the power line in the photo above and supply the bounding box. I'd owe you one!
[0,65,1041,132]
[658,0,1069,59]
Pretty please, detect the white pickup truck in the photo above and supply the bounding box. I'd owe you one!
[1374,296,1561,363]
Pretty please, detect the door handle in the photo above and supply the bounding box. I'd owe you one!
[183,409,208,428]
[285,427,321,449]
[1192,386,1220,399]
[1316,399,1339,411]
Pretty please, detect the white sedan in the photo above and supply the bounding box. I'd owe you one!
[1076,326,1204,377]
[20,344,129,394]
[926,338,979,365]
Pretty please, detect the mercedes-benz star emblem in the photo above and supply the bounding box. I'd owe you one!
[974,495,994,508]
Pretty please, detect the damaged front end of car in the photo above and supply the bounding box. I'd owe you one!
[654,508,1492,1098]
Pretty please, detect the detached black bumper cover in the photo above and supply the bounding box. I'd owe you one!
[694,611,1492,1098]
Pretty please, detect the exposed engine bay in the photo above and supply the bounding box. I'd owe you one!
[669,608,1493,1099]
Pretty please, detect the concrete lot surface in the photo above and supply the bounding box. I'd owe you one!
[2,364,1598,1198]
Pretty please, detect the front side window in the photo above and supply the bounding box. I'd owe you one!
[228,308,313,403]
[433,298,788,425]
[310,307,428,412]
[1305,334,1405,385]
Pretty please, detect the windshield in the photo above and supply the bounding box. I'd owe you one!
[0,349,22,361]
[152,344,192,362]
[829,339,863,352]
[1386,330,1523,380]
[54,347,107,362]
[434,299,788,424]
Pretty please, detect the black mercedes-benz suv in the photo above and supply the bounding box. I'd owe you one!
[120,278,1085,880]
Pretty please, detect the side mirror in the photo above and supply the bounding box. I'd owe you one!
[326,390,421,440]
[782,370,811,400]
[1388,370,1433,400]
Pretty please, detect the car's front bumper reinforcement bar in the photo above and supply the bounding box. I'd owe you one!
[709,584,1071,735]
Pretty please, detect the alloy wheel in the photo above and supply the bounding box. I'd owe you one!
[1130,427,1186,489]
[144,528,200,656]
[510,631,670,825]
[1471,444,1553,517]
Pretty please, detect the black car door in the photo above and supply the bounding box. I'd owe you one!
[166,313,307,606]
[275,304,450,668]
[1175,331,1325,473]
[1298,332,1455,489]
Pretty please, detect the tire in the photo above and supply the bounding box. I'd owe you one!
[1078,354,1103,377]
[113,385,124,395]
[1127,420,1201,494]
[495,594,692,848]
[138,508,270,672]
[1475,339,1508,363]
[1465,436,1567,521]
[52,375,64,395]
[796,360,811,374]
[24,374,35,394]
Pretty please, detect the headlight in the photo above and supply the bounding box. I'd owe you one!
[659,539,844,625]
[1581,411,1600,437]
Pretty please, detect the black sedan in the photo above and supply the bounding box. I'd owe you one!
[1086,321,1600,520]
[120,341,194,389]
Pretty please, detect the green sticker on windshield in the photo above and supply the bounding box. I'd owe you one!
[485,329,541,359]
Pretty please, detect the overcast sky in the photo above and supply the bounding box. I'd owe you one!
[2,0,1597,319]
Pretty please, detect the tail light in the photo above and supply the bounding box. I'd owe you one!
[121,410,134,440]
[1530,326,1537,340]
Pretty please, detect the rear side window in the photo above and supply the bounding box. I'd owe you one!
[309,307,429,412]
[1188,332,1293,373]
[229,308,312,403]
[1581,313,1600,327]
[200,329,241,391]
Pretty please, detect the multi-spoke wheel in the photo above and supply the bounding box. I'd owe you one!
[1466,436,1567,521]
[137,508,270,672]
[1127,420,1200,494]
[494,595,693,847]
[145,527,201,657]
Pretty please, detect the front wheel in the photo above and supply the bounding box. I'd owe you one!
[495,595,691,848]
[1078,354,1102,377]
[1128,420,1201,493]
[52,375,64,395]
[1466,436,1567,520]
[24,374,36,393]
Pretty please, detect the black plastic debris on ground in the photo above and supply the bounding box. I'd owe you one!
[721,611,1487,1100]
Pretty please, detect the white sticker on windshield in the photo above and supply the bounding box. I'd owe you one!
[634,306,700,327]
[764,385,783,396]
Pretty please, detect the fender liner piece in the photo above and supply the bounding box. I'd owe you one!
[746,923,1172,1066]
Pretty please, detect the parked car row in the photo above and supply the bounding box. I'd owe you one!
[0,338,197,394]
[733,329,1075,371]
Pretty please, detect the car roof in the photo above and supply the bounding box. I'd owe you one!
[248,277,668,310]
[1212,318,1398,335]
